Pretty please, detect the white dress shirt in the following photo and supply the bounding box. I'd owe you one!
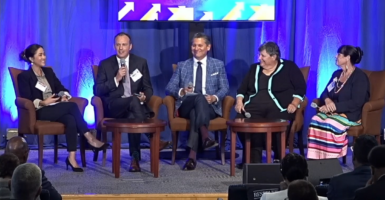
[261,189,328,200]
[114,55,130,87]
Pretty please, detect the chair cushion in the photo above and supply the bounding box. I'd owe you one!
[34,121,65,135]
[347,125,364,137]
[170,117,227,131]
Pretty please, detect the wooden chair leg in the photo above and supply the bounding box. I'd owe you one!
[171,131,178,165]
[288,130,295,153]
[54,135,58,164]
[298,128,305,156]
[102,130,107,167]
[215,131,220,159]
[220,130,226,165]
[93,129,102,162]
[38,135,44,168]
[80,135,86,167]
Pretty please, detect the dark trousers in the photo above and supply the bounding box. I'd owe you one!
[238,102,294,163]
[178,94,217,152]
[36,102,89,152]
[109,96,145,157]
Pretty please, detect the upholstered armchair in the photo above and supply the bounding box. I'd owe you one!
[312,69,385,163]
[8,67,88,168]
[91,65,163,166]
[163,64,235,165]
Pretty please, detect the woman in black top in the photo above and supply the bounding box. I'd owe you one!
[235,42,307,166]
[307,45,369,159]
[18,44,108,172]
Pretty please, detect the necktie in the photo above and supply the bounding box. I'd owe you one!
[194,61,203,94]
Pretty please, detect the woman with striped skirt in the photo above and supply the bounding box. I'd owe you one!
[307,45,370,159]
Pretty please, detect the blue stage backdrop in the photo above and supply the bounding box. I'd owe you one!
[0,0,384,147]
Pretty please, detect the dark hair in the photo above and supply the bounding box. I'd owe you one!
[337,45,364,64]
[353,135,378,165]
[287,180,318,200]
[258,41,281,61]
[281,153,308,182]
[368,145,385,169]
[19,44,44,64]
[191,32,211,45]
[0,153,20,178]
[114,32,132,44]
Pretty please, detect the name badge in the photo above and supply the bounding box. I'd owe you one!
[130,69,142,82]
[327,78,337,92]
[35,81,47,92]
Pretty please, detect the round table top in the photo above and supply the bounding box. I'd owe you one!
[103,119,166,128]
[226,118,289,127]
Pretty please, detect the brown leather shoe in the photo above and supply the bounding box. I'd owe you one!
[159,140,171,151]
[202,138,218,150]
[128,159,141,172]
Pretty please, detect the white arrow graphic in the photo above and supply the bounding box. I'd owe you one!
[118,2,134,21]
[141,4,161,21]
[222,2,244,20]
[249,4,275,21]
[168,6,194,21]
[200,12,213,21]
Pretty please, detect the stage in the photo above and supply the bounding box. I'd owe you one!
[0,148,354,200]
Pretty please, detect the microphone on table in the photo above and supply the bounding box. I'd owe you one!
[120,59,126,82]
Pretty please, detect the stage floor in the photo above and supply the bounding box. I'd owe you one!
[0,148,354,195]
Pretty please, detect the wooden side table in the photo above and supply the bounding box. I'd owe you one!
[227,118,289,176]
[103,119,166,178]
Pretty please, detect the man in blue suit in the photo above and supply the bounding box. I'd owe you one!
[165,32,229,170]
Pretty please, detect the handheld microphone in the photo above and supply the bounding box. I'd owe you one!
[243,110,251,118]
[311,102,319,109]
[120,59,125,82]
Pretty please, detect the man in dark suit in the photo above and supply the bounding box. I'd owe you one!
[5,136,62,200]
[327,135,378,200]
[94,32,169,172]
[165,32,229,170]
[354,145,385,200]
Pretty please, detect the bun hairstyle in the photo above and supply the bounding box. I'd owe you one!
[337,45,364,65]
[280,153,308,182]
[19,44,44,64]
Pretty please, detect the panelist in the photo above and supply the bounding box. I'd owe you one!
[94,32,170,172]
[165,32,229,170]
[307,45,369,159]
[18,44,107,172]
[235,41,306,166]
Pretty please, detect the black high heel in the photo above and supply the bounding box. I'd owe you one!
[66,157,84,172]
[91,143,109,153]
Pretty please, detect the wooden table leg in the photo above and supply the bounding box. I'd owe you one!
[149,135,154,173]
[230,129,236,176]
[245,133,250,164]
[153,128,160,178]
[281,130,286,160]
[112,131,115,173]
[114,129,121,178]
[266,132,272,163]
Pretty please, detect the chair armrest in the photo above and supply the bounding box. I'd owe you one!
[222,96,235,120]
[91,96,104,130]
[312,98,322,106]
[361,99,385,133]
[15,97,36,134]
[362,99,385,113]
[163,96,176,122]
[147,95,162,119]
[69,97,88,115]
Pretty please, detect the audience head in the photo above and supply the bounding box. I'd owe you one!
[368,145,385,181]
[280,153,308,183]
[10,163,42,200]
[191,32,211,61]
[258,41,281,66]
[352,135,378,166]
[336,45,364,68]
[114,32,133,59]
[5,136,30,164]
[19,44,45,67]
[0,153,20,178]
[287,180,318,200]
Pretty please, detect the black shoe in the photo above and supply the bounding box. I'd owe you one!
[65,157,83,172]
[91,143,109,152]
[202,138,218,150]
[182,158,197,170]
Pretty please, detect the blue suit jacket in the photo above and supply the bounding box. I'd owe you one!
[165,57,229,116]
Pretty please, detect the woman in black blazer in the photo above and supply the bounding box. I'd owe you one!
[235,42,307,167]
[307,45,369,159]
[18,44,108,172]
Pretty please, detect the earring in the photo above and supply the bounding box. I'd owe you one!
[31,62,33,66]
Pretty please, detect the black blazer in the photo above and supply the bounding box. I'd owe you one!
[327,165,371,200]
[237,59,306,111]
[354,175,385,200]
[18,67,68,102]
[320,68,370,122]
[94,54,153,116]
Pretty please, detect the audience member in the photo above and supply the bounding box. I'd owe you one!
[327,134,378,200]
[288,180,318,200]
[10,163,42,200]
[354,145,385,200]
[5,136,62,200]
[0,153,20,199]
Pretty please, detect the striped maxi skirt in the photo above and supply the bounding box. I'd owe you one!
[307,113,360,159]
